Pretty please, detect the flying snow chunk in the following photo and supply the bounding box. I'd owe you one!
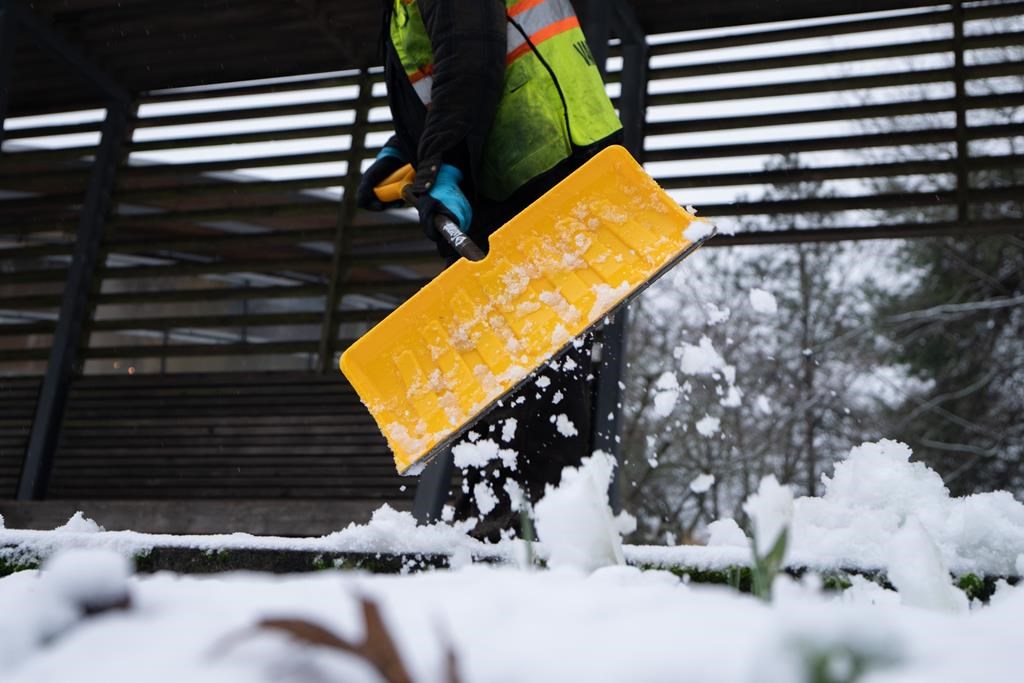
[677,336,726,376]
[755,395,773,415]
[695,415,721,437]
[504,479,526,512]
[749,287,778,314]
[554,414,578,437]
[652,371,680,417]
[690,473,716,494]
[452,438,517,470]
[473,481,498,517]
[705,303,730,325]
[500,418,518,443]
[743,475,794,556]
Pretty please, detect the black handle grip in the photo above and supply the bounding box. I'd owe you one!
[401,185,485,261]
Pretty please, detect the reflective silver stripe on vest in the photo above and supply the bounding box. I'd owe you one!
[412,75,434,105]
[506,0,574,55]
[406,0,576,106]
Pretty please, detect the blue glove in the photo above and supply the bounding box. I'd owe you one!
[417,164,473,242]
[356,146,408,211]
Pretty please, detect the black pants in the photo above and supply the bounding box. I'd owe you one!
[445,138,619,535]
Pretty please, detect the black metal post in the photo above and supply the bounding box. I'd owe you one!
[592,0,647,511]
[318,69,372,373]
[952,0,969,223]
[412,454,455,523]
[581,0,611,73]
[17,104,131,500]
[9,1,128,108]
[0,0,16,141]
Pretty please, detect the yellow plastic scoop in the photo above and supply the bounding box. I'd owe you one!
[341,145,712,474]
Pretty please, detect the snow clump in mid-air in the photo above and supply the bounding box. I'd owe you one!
[695,415,721,437]
[748,287,778,314]
[689,473,715,494]
[677,335,728,377]
[552,413,578,437]
[452,438,517,470]
[533,451,636,572]
[652,371,680,417]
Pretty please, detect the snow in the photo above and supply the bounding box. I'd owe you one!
[533,452,635,572]
[705,302,730,325]
[55,511,104,534]
[472,482,498,517]
[695,415,721,436]
[788,439,1024,575]
[748,287,779,314]
[552,413,578,437]
[706,518,749,548]
[885,516,968,613]
[588,282,631,320]
[743,476,795,557]
[689,473,716,494]
[499,417,517,443]
[43,548,132,613]
[3,437,1024,680]
[683,219,714,242]
[677,335,726,376]
[651,371,680,417]
[3,557,1024,682]
[451,439,517,470]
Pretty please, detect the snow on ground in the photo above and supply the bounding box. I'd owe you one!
[2,440,1024,681]
[3,440,1023,576]
[2,553,1023,682]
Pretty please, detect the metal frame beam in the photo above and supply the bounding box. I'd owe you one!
[17,104,132,499]
[318,69,372,373]
[12,2,133,499]
[7,1,130,109]
[0,1,16,142]
[590,0,647,511]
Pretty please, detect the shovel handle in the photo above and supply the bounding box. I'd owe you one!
[373,164,416,204]
[374,164,484,261]
[399,184,485,262]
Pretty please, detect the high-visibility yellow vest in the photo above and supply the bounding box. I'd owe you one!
[390,0,622,200]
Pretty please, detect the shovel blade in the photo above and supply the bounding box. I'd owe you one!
[340,145,709,474]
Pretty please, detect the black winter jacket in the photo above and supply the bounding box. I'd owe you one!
[381,0,506,201]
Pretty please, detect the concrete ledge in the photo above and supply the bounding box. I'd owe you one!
[0,499,411,536]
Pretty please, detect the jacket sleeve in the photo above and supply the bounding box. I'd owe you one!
[412,0,506,195]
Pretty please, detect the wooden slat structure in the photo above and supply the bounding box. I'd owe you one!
[1,0,1022,532]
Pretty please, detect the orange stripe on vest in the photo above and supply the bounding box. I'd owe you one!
[508,0,547,17]
[506,16,579,64]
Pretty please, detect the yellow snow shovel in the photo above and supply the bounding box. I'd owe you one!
[340,145,712,474]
